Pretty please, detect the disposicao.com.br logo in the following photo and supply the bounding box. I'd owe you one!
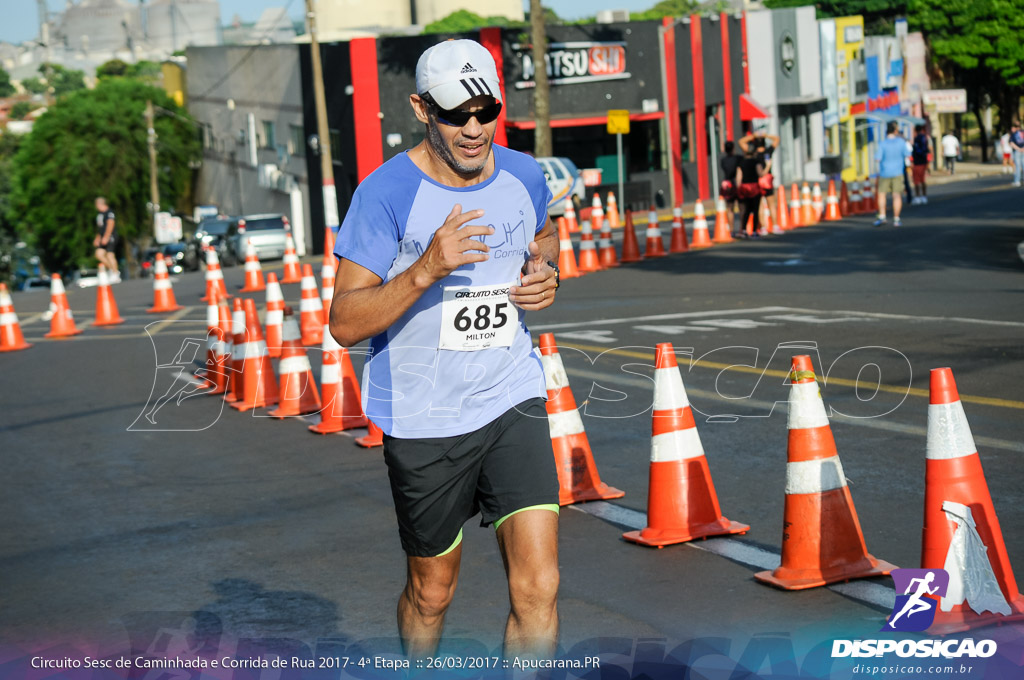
[831,568,998,660]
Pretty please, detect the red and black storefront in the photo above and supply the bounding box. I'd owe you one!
[300,14,749,255]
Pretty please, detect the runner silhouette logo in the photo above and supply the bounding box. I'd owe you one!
[883,568,949,631]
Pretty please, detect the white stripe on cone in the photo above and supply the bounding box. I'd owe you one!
[320,360,341,384]
[653,366,691,410]
[282,317,301,342]
[238,340,268,360]
[51,277,66,295]
[279,355,313,374]
[154,278,172,290]
[926,400,977,460]
[265,309,284,327]
[788,381,830,430]
[540,352,571,391]
[785,456,847,494]
[300,297,322,312]
[1,312,20,325]
[548,408,586,438]
[651,428,705,463]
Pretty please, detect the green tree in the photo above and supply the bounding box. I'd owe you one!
[422,9,522,34]
[21,77,47,95]
[38,63,86,97]
[0,67,15,97]
[95,59,129,79]
[9,79,200,272]
[0,134,23,286]
[630,0,700,20]
[9,101,35,120]
[763,0,907,34]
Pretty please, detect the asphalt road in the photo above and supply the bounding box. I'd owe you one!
[1,174,1022,676]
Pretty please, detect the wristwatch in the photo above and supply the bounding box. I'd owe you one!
[546,260,560,289]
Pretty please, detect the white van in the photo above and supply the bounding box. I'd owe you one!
[536,156,585,216]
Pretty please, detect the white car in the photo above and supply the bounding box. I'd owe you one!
[537,156,585,216]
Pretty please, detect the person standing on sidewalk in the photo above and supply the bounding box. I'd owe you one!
[941,131,960,175]
[911,124,932,204]
[1009,121,1024,187]
[874,121,911,227]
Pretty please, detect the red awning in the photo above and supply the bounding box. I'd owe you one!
[739,93,770,121]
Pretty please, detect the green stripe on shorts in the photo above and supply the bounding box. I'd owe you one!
[493,504,560,531]
[434,529,463,557]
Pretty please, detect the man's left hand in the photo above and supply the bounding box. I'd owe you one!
[510,241,556,310]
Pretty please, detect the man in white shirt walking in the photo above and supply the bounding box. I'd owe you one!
[941,132,960,175]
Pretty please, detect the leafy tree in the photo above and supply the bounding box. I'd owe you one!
[96,59,130,79]
[9,79,200,272]
[38,63,86,97]
[97,59,161,83]
[630,0,700,20]
[21,77,47,95]
[422,9,522,34]
[764,0,907,34]
[0,67,15,98]
[0,134,22,286]
[9,101,35,120]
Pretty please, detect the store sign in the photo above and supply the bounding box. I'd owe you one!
[844,24,863,44]
[868,90,900,111]
[514,41,630,89]
[923,89,967,113]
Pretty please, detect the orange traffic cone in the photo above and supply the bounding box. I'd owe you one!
[789,184,804,228]
[0,283,32,352]
[323,225,337,268]
[839,179,850,216]
[538,333,624,505]
[811,183,824,222]
[556,217,581,279]
[201,291,231,394]
[619,211,643,262]
[623,342,748,547]
[201,247,230,303]
[690,201,713,249]
[355,420,384,448]
[207,295,234,395]
[921,368,1024,634]
[597,218,619,268]
[563,197,579,233]
[147,253,183,313]
[824,179,842,221]
[712,197,734,243]
[590,195,604,236]
[644,206,666,257]
[93,265,124,326]
[849,180,862,215]
[309,323,368,433]
[281,235,302,283]
[800,182,814,226]
[576,219,603,273]
[755,355,895,590]
[862,178,876,215]
[745,213,755,237]
[44,274,82,338]
[669,205,689,253]
[264,273,285,358]
[606,191,620,229]
[299,264,324,346]
[321,259,336,323]
[230,298,279,411]
[775,186,792,230]
[238,240,266,292]
[269,307,321,418]
[223,298,246,404]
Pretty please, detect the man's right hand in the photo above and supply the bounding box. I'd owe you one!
[415,204,493,285]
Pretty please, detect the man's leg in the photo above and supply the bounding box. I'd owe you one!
[398,540,463,658]
[496,508,559,659]
[892,190,903,221]
[877,191,887,221]
[1015,152,1024,184]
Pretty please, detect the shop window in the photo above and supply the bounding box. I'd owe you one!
[329,129,343,166]
[706,103,724,154]
[800,117,813,164]
[289,124,304,157]
[680,110,695,162]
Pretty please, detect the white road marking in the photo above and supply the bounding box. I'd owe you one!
[570,501,894,610]
[764,314,875,325]
[531,306,792,331]
[556,330,619,344]
[634,325,720,335]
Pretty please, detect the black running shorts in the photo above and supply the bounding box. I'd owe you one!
[382,397,558,557]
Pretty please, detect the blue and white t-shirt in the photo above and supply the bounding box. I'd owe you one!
[334,145,553,439]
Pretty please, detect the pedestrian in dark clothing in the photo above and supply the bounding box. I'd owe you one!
[733,146,765,239]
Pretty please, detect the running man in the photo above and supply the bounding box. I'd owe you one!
[910,124,931,204]
[93,197,120,280]
[874,122,911,227]
[329,39,560,659]
[889,572,941,626]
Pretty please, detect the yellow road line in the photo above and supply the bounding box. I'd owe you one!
[554,341,1024,411]
[146,306,193,335]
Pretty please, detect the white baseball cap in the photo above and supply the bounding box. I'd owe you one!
[416,39,503,110]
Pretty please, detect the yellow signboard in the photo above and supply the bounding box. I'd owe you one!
[607,109,630,135]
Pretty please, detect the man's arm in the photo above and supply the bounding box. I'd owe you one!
[329,205,493,347]
[509,216,558,311]
[737,133,754,152]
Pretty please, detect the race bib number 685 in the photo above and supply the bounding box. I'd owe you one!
[439,282,517,351]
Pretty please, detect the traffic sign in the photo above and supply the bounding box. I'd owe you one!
[607,110,630,135]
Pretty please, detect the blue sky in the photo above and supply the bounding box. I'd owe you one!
[1,0,659,46]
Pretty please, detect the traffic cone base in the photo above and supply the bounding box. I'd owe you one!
[93,266,124,326]
[45,275,82,338]
[712,199,734,243]
[623,457,748,546]
[355,420,384,448]
[310,328,368,433]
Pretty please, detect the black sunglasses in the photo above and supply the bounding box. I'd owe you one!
[428,100,503,127]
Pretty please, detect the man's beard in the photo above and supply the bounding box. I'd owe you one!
[426,115,490,176]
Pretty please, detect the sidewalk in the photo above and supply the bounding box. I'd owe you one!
[924,160,1005,186]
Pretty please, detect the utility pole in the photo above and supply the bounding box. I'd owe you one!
[304,0,340,250]
[146,100,160,236]
[530,0,551,157]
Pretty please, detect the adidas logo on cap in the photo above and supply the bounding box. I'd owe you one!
[460,62,477,73]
